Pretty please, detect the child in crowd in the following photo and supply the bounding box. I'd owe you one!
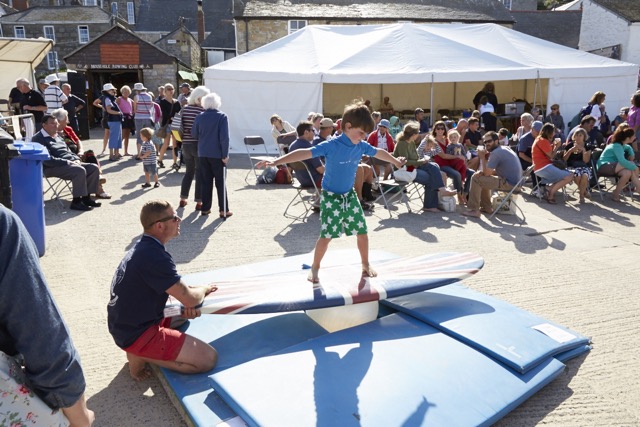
[256,101,406,283]
[498,128,510,146]
[139,127,159,188]
[446,129,467,158]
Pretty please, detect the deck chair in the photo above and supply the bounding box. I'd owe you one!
[489,165,533,224]
[276,133,297,154]
[590,157,633,201]
[44,176,72,208]
[244,136,275,184]
[368,158,414,217]
[284,161,321,221]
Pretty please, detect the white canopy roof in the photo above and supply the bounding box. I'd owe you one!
[0,37,53,102]
[205,23,639,153]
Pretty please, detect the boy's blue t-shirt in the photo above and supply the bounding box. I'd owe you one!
[310,133,377,194]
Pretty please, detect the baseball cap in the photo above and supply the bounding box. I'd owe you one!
[415,108,424,114]
[532,121,543,132]
[180,83,191,89]
[320,118,334,128]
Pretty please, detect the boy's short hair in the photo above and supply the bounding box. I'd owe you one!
[342,100,375,134]
[498,128,509,137]
[296,120,313,137]
[139,127,153,140]
[468,117,480,125]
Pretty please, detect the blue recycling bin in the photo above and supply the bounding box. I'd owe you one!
[9,142,50,257]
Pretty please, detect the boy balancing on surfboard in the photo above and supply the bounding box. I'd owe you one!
[107,200,218,380]
[257,101,406,283]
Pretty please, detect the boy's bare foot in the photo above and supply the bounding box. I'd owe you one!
[307,267,320,284]
[127,353,153,381]
[362,264,377,278]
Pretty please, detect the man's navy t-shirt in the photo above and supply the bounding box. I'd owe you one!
[107,235,181,348]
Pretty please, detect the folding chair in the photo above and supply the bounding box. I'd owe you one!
[244,136,275,184]
[489,165,533,224]
[368,158,414,217]
[284,161,321,221]
[590,157,633,201]
[276,133,297,154]
[44,176,72,208]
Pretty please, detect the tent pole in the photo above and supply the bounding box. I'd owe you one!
[453,82,457,111]
[430,74,434,126]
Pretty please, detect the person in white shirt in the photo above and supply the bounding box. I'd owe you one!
[43,74,68,114]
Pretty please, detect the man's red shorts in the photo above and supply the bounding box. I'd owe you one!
[124,318,186,361]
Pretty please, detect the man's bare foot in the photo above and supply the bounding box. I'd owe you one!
[362,264,377,278]
[127,353,153,381]
[307,267,319,284]
[462,209,482,218]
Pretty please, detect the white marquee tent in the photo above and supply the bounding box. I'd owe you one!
[0,37,53,102]
[204,23,639,153]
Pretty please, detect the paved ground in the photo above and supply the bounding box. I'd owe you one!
[38,130,640,426]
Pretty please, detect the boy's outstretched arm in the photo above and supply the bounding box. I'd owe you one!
[255,148,313,168]
[374,148,406,169]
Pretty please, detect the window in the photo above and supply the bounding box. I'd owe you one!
[14,26,25,38]
[84,0,97,5]
[288,20,306,35]
[78,25,89,44]
[47,51,58,70]
[501,0,512,9]
[43,26,55,41]
[127,2,135,24]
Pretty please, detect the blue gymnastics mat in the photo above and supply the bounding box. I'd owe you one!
[159,312,328,426]
[382,283,590,373]
[210,313,565,427]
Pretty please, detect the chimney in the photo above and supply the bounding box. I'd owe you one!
[197,0,205,43]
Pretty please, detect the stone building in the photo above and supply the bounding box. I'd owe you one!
[0,5,114,75]
[578,0,640,63]
[232,0,515,54]
[512,10,582,48]
[64,24,195,123]
[498,0,537,10]
[154,23,201,73]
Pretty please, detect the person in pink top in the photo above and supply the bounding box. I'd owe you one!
[117,85,135,156]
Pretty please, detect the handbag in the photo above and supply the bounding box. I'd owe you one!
[393,166,417,183]
[155,124,168,139]
[170,110,184,139]
[552,159,567,170]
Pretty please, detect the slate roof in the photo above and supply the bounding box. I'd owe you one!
[235,0,515,23]
[134,0,235,50]
[512,10,581,49]
[0,5,111,23]
[593,0,640,23]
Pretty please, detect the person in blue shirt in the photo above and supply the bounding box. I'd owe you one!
[0,204,94,426]
[257,101,406,283]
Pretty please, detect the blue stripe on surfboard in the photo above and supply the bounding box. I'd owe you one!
[382,283,590,374]
[165,252,484,315]
[159,312,328,426]
[209,312,565,427]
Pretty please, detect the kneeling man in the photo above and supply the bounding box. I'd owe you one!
[108,200,218,380]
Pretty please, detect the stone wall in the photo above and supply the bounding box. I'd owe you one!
[510,0,537,11]
[142,63,177,95]
[236,19,388,54]
[579,1,630,59]
[155,30,201,70]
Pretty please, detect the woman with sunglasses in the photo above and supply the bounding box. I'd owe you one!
[419,120,469,204]
[394,122,456,212]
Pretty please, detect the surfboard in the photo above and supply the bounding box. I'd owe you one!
[164,252,484,317]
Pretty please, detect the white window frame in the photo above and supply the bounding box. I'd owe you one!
[83,0,97,5]
[288,20,307,35]
[47,51,58,70]
[14,26,25,38]
[78,25,90,44]
[43,25,55,42]
[502,0,512,10]
[127,2,135,24]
